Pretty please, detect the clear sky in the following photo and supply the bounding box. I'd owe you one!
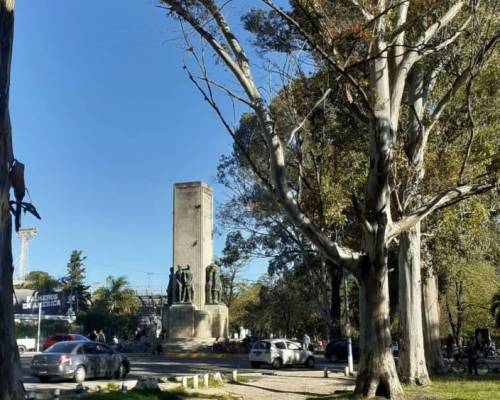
[11,0,269,292]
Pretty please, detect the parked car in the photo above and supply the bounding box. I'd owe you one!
[31,341,130,383]
[41,333,89,351]
[325,338,399,361]
[17,337,36,354]
[249,339,315,369]
[324,339,360,362]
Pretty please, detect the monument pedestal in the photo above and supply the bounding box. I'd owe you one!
[162,303,229,349]
[204,304,229,338]
[167,303,196,338]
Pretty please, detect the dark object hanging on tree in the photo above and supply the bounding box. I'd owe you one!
[8,159,41,231]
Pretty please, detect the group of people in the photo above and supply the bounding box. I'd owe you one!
[88,329,107,343]
[88,329,120,346]
[445,333,496,375]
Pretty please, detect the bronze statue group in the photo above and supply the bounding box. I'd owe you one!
[166,263,222,305]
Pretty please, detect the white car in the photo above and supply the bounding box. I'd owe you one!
[17,337,36,354]
[249,339,315,369]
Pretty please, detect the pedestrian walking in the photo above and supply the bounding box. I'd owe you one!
[97,329,106,343]
[466,337,479,375]
[302,333,311,350]
[88,330,97,341]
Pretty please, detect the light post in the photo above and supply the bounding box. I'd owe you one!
[344,272,353,374]
[36,298,42,352]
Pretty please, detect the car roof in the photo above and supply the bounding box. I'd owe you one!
[258,339,299,343]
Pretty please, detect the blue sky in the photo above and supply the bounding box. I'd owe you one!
[11,1,271,291]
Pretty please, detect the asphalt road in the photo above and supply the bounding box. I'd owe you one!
[22,352,342,391]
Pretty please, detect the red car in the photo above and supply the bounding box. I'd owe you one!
[41,334,90,351]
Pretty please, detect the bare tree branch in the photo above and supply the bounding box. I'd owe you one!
[287,88,331,145]
[261,0,374,120]
[388,181,497,241]
[349,0,374,21]
[161,0,362,275]
[458,80,475,185]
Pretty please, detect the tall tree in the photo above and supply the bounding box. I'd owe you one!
[60,250,91,313]
[24,271,59,294]
[160,1,497,397]
[0,1,24,399]
[92,275,138,314]
[219,231,252,309]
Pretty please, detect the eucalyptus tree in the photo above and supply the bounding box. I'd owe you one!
[0,1,25,399]
[159,1,497,397]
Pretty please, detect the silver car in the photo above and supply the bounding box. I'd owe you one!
[31,341,130,383]
[249,339,315,369]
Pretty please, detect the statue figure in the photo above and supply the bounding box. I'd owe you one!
[174,265,183,302]
[181,265,194,303]
[167,267,174,304]
[212,264,222,304]
[206,264,214,304]
[206,262,223,304]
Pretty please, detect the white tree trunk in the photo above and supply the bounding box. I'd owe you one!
[422,267,445,373]
[397,222,430,384]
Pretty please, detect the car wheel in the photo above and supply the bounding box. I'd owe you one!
[305,357,315,369]
[73,365,86,383]
[17,345,26,354]
[250,361,261,368]
[39,376,50,383]
[272,357,283,369]
[115,362,127,379]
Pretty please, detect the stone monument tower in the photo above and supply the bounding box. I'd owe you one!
[163,182,228,349]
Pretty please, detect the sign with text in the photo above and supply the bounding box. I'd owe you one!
[14,290,70,316]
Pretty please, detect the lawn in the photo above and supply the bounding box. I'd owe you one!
[306,374,500,400]
[65,387,238,400]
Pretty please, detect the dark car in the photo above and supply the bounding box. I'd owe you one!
[324,339,360,362]
[31,341,130,383]
[42,333,90,351]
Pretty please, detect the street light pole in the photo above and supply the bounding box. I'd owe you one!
[344,272,353,374]
[36,299,42,352]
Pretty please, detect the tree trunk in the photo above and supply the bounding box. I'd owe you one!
[1,2,24,399]
[354,261,404,399]
[397,222,430,385]
[422,267,445,373]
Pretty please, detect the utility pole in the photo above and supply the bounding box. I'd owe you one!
[344,272,354,374]
[17,227,38,280]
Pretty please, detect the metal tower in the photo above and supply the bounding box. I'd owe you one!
[17,228,38,280]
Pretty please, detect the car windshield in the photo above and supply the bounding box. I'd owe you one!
[44,342,79,353]
[253,341,271,350]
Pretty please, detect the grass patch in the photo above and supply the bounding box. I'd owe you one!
[65,387,238,400]
[305,373,500,400]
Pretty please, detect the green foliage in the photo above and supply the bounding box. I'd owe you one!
[92,275,139,314]
[60,250,91,313]
[65,387,238,400]
[24,270,58,294]
[427,198,499,340]
[490,292,500,328]
[77,307,138,339]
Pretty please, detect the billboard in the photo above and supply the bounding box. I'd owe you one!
[14,289,73,320]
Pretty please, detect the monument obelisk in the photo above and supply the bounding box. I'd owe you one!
[163,182,228,350]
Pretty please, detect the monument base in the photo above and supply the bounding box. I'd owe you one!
[161,337,215,352]
[162,303,229,350]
